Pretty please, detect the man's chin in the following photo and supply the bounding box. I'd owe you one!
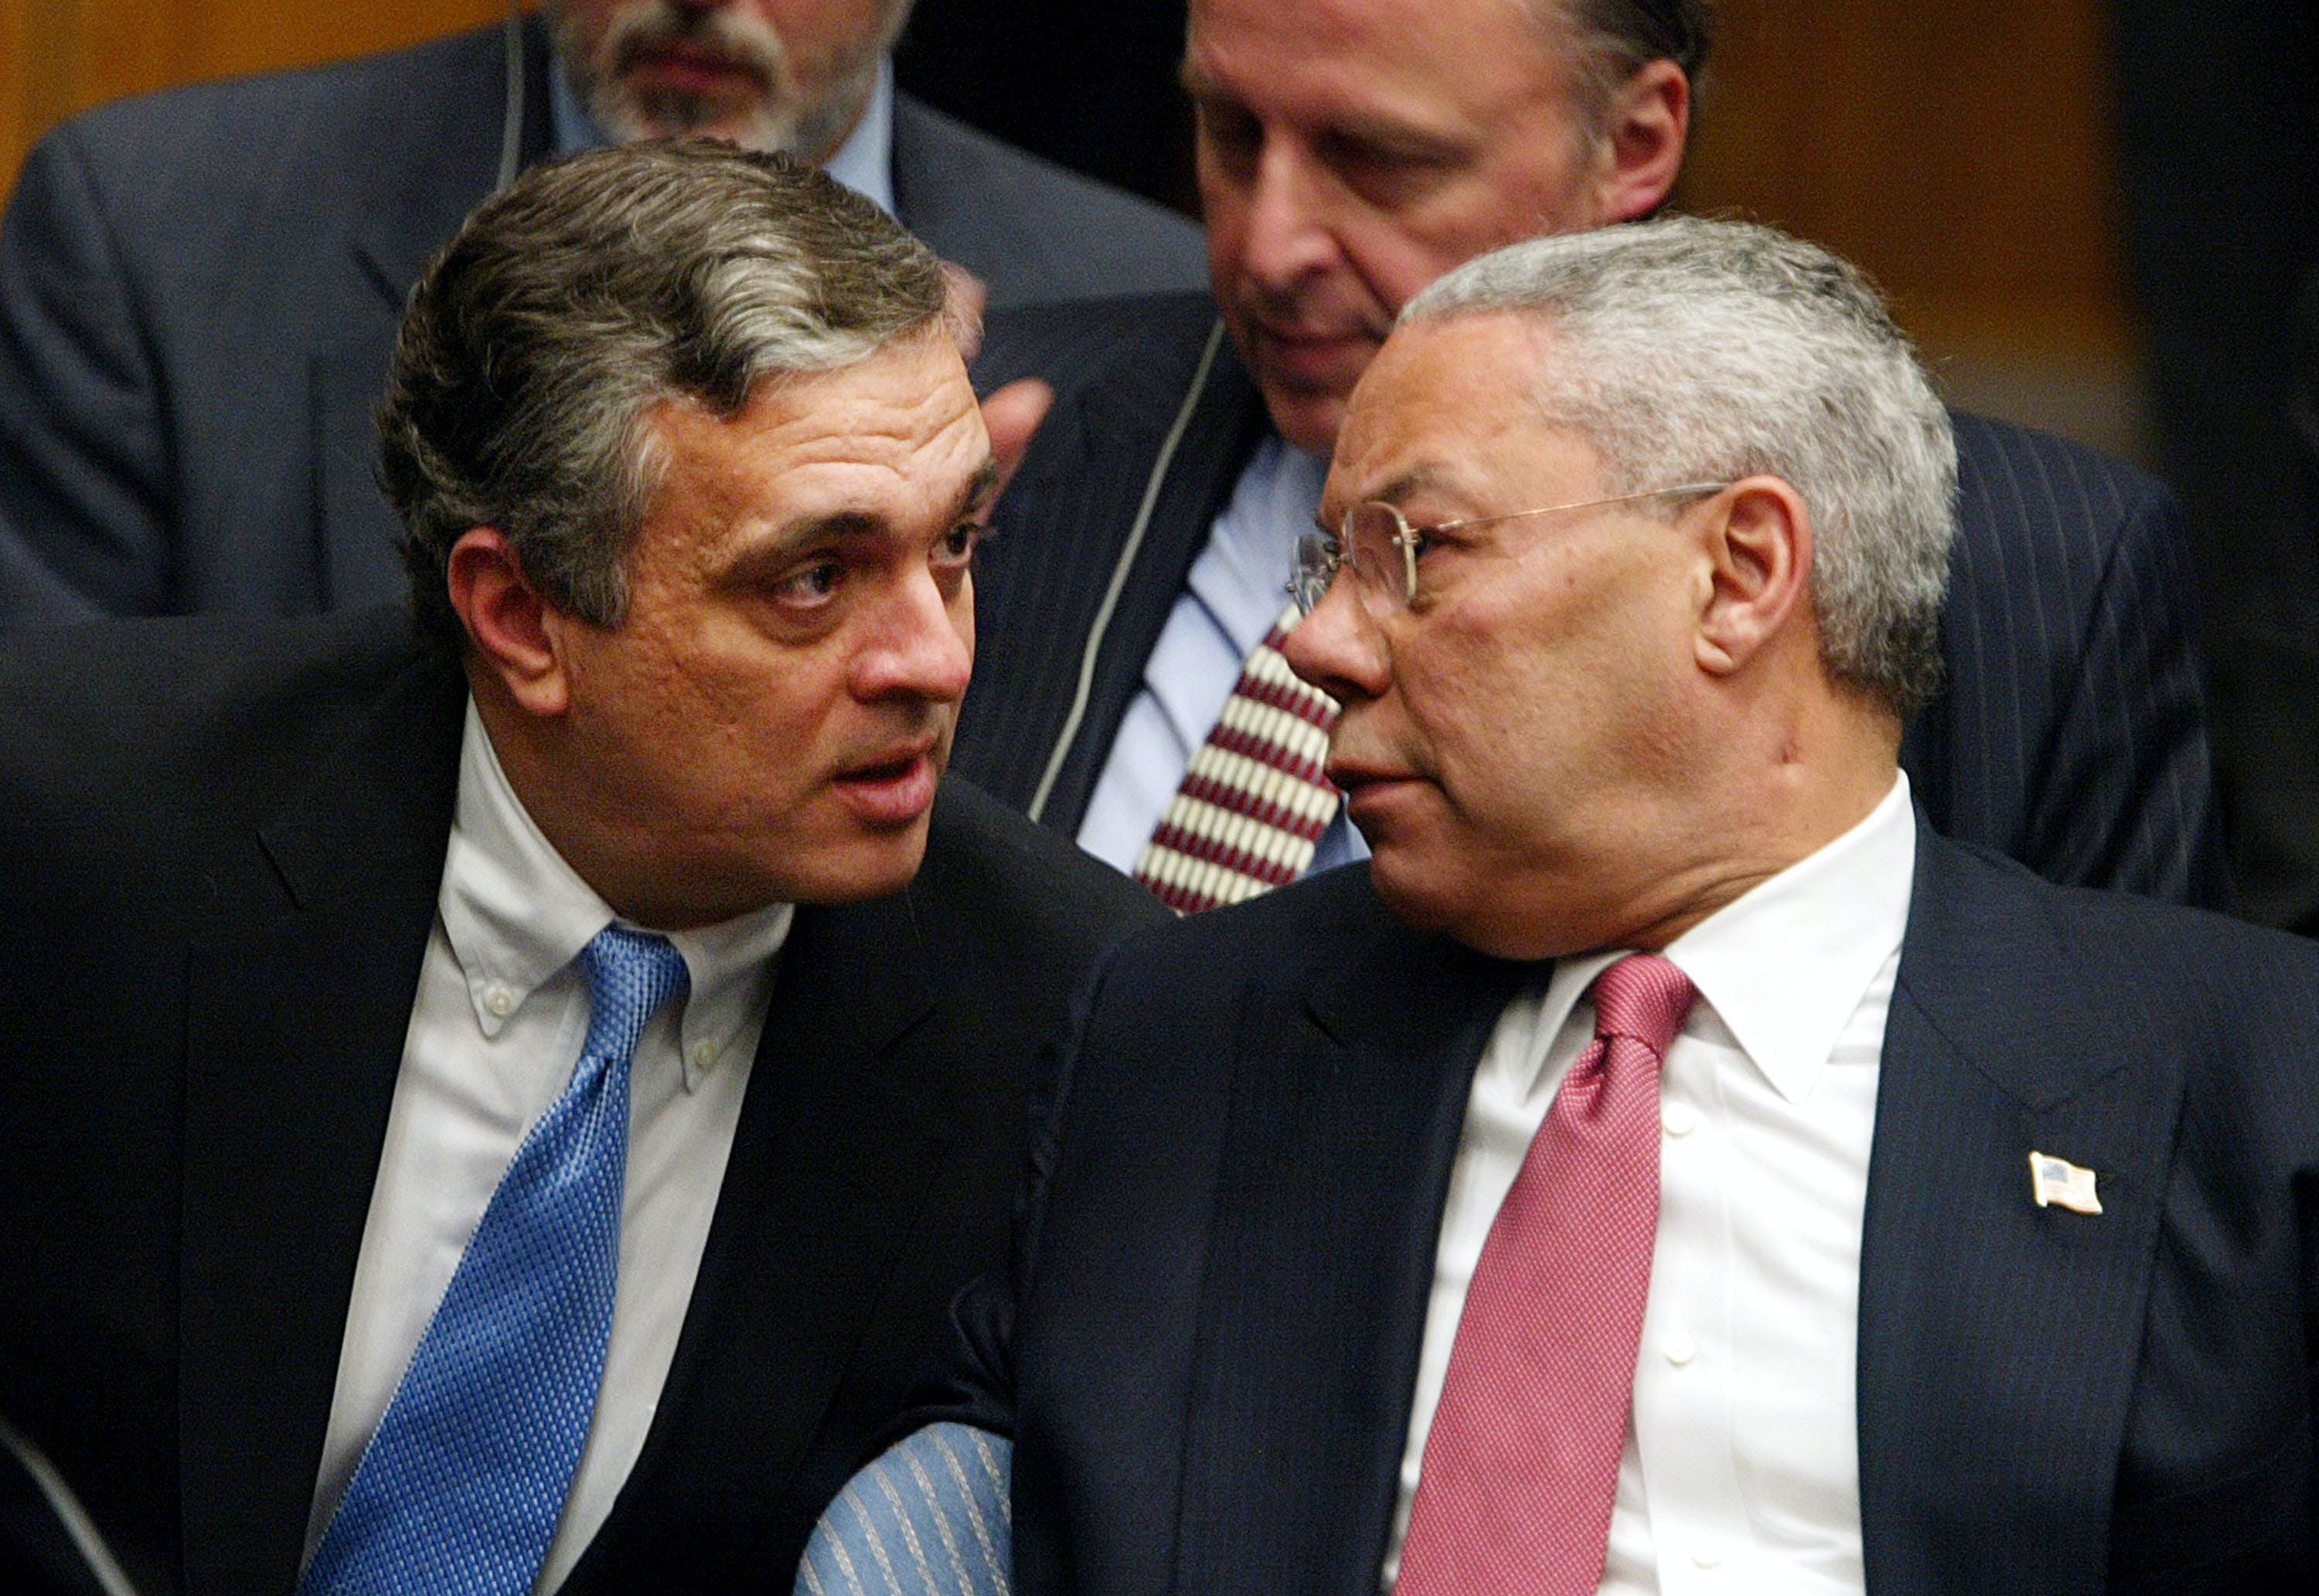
[615,91,789,152]
[1256,384,1351,458]
[778,822,934,907]
[1364,845,1455,933]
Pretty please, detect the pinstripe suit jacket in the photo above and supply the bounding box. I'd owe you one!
[928,838,2319,1594]
[955,292,2232,906]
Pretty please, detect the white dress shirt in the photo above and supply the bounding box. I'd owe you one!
[304,703,794,1594]
[1384,774,1918,1595]
[1076,434,1365,875]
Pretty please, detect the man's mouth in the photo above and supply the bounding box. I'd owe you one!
[1249,322,1381,385]
[1327,755,1425,816]
[832,740,943,827]
[621,40,768,94]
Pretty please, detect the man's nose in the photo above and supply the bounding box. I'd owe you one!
[1280,576,1388,705]
[1238,140,1339,292]
[852,569,975,705]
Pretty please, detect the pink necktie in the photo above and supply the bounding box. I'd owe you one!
[1396,953,1698,1596]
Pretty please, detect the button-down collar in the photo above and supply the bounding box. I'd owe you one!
[438,702,794,1091]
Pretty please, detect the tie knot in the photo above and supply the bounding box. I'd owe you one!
[1589,953,1695,1058]
[576,926,689,1064]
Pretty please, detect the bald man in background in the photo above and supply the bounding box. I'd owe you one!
[911,217,2319,1596]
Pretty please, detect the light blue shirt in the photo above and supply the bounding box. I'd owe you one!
[1077,435,1368,876]
[549,50,897,216]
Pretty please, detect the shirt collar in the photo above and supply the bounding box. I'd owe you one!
[439,700,795,1090]
[1196,434,1333,654]
[1525,772,1916,1106]
[549,47,897,218]
[820,60,895,216]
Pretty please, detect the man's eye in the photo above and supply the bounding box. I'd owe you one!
[1195,104,1263,169]
[1322,137,1460,202]
[771,560,843,606]
[934,522,982,567]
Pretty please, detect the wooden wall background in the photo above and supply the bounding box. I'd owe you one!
[1677,0,2140,454]
[0,0,2144,453]
[0,0,505,202]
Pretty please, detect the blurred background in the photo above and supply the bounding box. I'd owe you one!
[5,0,2316,920]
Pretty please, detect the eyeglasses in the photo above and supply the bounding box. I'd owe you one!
[1289,482,1732,615]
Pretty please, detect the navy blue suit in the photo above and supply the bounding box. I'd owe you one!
[0,605,1164,1594]
[954,293,2231,907]
[929,837,2319,1594]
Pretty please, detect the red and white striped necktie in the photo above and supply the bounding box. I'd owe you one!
[1133,604,1341,914]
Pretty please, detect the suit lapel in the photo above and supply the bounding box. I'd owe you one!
[317,13,554,611]
[562,886,946,1591]
[177,648,465,1596]
[1857,829,2183,1595]
[962,318,1269,826]
[1041,329,1269,833]
[345,13,553,313]
[1172,893,1534,1593]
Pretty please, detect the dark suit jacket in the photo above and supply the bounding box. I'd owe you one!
[953,292,2232,908]
[0,604,1166,1595]
[927,835,2319,1594]
[0,15,1207,628]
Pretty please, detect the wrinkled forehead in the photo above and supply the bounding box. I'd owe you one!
[1328,313,1586,495]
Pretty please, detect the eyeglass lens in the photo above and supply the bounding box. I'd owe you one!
[1291,504,1419,615]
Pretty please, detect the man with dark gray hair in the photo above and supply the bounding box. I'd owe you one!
[0,140,1158,1596]
[853,216,2319,1595]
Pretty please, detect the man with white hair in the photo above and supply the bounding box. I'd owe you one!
[0,0,1204,625]
[952,0,2229,915]
[908,218,2319,1595]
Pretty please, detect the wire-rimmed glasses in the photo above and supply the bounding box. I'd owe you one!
[1289,482,1732,615]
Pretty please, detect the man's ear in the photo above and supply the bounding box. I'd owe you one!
[1693,477,1810,679]
[1592,59,1690,224]
[445,527,571,716]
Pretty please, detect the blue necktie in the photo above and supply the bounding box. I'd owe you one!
[301,926,690,1596]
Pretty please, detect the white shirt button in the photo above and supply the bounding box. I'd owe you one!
[1662,1331,1699,1366]
[483,983,516,1017]
[690,1040,718,1071]
[1692,1547,1723,1569]
[1661,1101,1698,1137]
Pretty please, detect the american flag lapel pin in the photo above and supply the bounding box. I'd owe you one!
[2029,1151,2103,1215]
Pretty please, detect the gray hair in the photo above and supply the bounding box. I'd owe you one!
[1525,0,1716,133]
[1404,215,1956,717]
[379,138,952,648]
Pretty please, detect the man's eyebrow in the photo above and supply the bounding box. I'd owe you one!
[959,456,1002,521]
[720,457,1006,582]
[1367,466,1454,506]
[1180,63,1462,154]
